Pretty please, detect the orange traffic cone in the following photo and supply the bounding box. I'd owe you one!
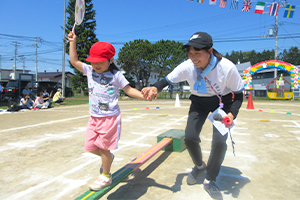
[247,93,254,109]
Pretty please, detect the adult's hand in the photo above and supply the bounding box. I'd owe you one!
[141,87,158,100]
[224,113,234,128]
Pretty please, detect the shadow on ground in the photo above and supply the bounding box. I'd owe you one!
[171,165,250,199]
[107,150,250,200]
[107,151,173,199]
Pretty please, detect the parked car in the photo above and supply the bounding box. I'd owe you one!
[0,81,8,93]
[0,81,8,101]
[3,80,30,101]
[27,81,74,98]
[0,81,8,89]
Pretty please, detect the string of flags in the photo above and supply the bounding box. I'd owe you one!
[188,0,296,18]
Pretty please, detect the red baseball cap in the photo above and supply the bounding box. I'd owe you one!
[86,42,115,63]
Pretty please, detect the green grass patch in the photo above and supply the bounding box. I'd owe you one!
[55,94,89,106]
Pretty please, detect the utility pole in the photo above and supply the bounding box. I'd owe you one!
[273,0,288,60]
[33,37,42,81]
[274,16,278,61]
[19,56,25,73]
[34,38,38,81]
[274,15,278,79]
[272,0,288,78]
[23,56,25,73]
[62,0,66,97]
[11,41,21,80]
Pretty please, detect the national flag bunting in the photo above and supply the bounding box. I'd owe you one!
[219,0,227,8]
[186,0,298,19]
[284,5,295,18]
[269,3,280,16]
[230,0,239,10]
[209,0,216,5]
[254,1,265,14]
[242,0,251,12]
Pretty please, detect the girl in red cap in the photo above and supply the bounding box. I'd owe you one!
[68,31,146,191]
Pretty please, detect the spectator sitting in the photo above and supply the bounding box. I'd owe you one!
[35,92,50,109]
[43,89,50,98]
[22,86,31,95]
[20,93,37,110]
[22,86,34,99]
[43,89,53,108]
[53,88,66,105]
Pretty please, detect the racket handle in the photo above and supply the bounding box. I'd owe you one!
[72,23,76,33]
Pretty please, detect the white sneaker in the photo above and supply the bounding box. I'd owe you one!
[42,105,47,109]
[89,174,112,191]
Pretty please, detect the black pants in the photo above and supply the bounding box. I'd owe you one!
[185,94,232,181]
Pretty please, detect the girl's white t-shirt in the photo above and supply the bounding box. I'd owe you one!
[82,63,129,117]
[166,57,244,97]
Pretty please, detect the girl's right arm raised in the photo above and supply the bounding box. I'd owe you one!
[68,32,83,73]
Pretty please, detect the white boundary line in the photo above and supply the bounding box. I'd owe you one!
[10,157,99,200]
[0,115,90,133]
[0,128,86,152]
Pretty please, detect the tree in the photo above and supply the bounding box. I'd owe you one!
[279,46,300,65]
[247,49,274,64]
[152,40,187,81]
[243,50,256,63]
[117,39,154,90]
[261,49,275,62]
[118,39,187,90]
[224,50,243,64]
[65,0,98,96]
[224,49,276,65]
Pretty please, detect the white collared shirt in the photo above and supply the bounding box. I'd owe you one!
[166,57,244,97]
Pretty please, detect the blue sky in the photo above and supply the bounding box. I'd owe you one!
[0,0,299,74]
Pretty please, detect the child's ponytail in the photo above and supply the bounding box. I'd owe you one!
[108,60,120,74]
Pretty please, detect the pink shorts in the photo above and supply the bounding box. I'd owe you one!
[85,114,121,151]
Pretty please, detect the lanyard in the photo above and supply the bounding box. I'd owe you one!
[228,128,235,156]
[206,77,236,156]
[204,77,224,108]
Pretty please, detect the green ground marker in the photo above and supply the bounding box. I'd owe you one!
[157,129,186,152]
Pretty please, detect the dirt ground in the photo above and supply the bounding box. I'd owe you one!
[0,99,300,200]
